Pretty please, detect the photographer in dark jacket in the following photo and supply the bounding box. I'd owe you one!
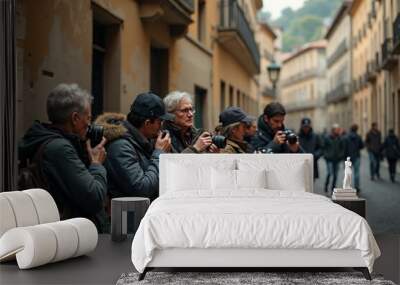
[98,92,172,201]
[322,124,345,193]
[162,91,218,153]
[298,118,322,179]
[344,124,364,191]
[251,102,302,153]
[18,83,108,232]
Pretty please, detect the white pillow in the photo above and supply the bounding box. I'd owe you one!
[238,158,307,191]
[265,163,306,191]
[211,168,237,190]
[236,169,267,189]
[167,163,211,191]
[166,159,236,192]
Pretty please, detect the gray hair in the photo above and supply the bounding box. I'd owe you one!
[222,122,241,138]
[163,91,193,113]
[47,83,93,124]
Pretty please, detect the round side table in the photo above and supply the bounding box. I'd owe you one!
[111,197,150,242]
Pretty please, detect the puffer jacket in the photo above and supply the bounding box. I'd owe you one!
[96,113,163,200]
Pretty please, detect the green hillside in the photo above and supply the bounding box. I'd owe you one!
[260,0,343,52]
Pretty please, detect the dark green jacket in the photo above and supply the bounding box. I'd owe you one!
[97,113,162,200]
[322,134,346,162]
[18,121,108,232]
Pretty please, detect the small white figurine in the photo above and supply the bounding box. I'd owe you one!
[343,157,353,189]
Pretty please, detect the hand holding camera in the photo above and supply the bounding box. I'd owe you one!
[155,130,171,152]
[274,130,287,145]
[193,132,213,152]
[274,130,298,146]
[86,137,107,165]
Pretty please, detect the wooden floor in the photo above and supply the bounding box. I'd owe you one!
[0,234,398,285]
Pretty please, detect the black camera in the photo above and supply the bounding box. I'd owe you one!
[211,135,227,149]
[161,130,169,138]
[87,124,104,147]
[282,129,298,145]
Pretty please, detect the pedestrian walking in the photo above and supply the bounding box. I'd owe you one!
[344,124,364,191]
[382,129,400,183]
[298,117,322,180]
[322,124,345,193]
[365,122,382,180]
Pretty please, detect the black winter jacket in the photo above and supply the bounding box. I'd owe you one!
[298,128,322,178]
[18,121,108,232]
[97,114,163,200]
[344,131,364,160]
[365,129,382,154]
[250,115,302,153]
[383,134,400,160]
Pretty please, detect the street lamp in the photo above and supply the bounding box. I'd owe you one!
[267,62,281,95]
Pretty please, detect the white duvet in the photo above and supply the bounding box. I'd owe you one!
[131,190,380,273]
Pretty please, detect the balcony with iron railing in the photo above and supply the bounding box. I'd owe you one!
[326,83,351,103]
[381,38,398,70]
[218,0,260,75]
[285,100,318,112]
[138,0,194,38]
[327,40,348,68]
[280,67,322,87]
[393,13,400,54]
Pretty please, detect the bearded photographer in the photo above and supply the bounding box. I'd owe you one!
[18,83,108,232]
[251,102,303,153]
[162,91,219,153]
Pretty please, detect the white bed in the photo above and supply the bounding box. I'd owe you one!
[131,154,380,280]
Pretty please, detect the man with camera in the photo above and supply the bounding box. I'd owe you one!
[96,92,172,201]
[18,83,109,232]
[162,91,220,153]
[251,102,302,153]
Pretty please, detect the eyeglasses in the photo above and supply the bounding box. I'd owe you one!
[175,108,196,115]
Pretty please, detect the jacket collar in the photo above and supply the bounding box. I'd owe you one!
[226,139,247,153]
[123,121,154,155]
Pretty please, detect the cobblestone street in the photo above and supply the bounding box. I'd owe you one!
[314,152,400,235]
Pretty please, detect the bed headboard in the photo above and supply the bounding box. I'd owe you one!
[159,154,314,195]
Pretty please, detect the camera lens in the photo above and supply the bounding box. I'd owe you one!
[212,135,227,149]
[87,124,104,147]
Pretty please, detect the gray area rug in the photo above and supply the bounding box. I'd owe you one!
[116,272,396,285]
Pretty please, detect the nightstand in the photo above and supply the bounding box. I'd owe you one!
[332,198,366,218]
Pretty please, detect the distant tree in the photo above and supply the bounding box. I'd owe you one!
[271,0,342,52]
[258,11,272,23]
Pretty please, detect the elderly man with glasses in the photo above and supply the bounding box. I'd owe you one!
[163,91,218,153]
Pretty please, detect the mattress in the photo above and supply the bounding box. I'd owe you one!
[131,190,380,273]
